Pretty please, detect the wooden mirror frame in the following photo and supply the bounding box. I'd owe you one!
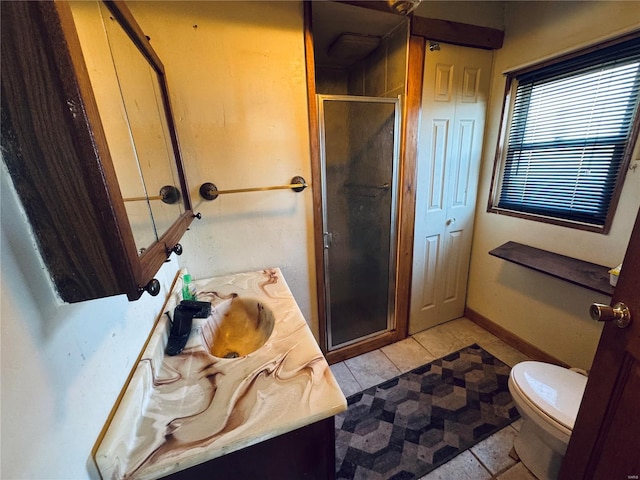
[1,0,194,302]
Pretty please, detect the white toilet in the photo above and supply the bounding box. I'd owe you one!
[508,361,588,480]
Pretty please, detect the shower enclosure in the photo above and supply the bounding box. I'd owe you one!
[318,95,401,350]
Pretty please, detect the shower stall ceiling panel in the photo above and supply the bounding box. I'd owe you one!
[315,19,407,98]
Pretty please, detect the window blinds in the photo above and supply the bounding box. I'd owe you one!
[497,37,640,227]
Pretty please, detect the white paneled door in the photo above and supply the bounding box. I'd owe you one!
[409,43,493,334]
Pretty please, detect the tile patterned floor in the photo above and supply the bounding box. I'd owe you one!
[330,317,537,480]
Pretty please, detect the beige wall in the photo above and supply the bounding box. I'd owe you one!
[468,1,640,370]
[127,1,318,335]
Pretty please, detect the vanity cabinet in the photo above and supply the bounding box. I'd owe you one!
[164,417,336,480]
[1,1,194,302]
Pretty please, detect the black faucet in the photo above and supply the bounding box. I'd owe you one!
[165,300,211,356]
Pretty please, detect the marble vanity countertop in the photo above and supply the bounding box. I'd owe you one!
[93,268,347,480]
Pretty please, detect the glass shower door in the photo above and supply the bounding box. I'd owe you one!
[319,95,400,350]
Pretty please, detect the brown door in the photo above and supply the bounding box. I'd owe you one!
[560,207,640,479]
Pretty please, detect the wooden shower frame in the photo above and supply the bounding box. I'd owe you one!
[303,1,504,363]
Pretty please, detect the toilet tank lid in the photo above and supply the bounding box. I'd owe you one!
[511,361,588,430]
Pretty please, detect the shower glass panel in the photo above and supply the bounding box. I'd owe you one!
[319,95,400,350]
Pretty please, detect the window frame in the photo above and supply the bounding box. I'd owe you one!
[488,31,640,234]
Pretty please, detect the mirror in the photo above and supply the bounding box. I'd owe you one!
[70,1,186,255]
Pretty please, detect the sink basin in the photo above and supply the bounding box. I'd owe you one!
[201,296,275,358]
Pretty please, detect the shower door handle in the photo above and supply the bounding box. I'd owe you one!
[323,232,333,249]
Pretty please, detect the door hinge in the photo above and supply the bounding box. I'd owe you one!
[323,232,333,249]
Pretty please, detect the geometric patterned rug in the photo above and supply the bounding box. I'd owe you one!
[335,344,519,479]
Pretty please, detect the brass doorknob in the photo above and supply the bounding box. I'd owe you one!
[590,302,631,328]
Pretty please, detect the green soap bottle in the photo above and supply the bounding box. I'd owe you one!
[182,273,196,301]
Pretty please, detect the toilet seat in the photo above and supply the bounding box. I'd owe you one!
[510,361,587,431]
